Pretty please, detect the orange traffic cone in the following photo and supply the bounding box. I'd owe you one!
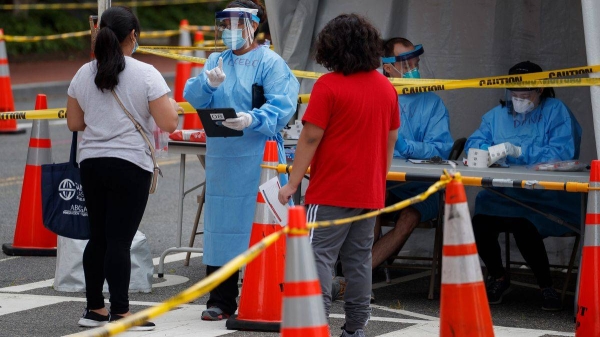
[0,28,25,135]
[183,30,204,130]
[173,20,194,130]
[575,160,600,336]
[280,206,330,337]
[439,177,494,337]
[226,140,286,332]
[2,94,57,256]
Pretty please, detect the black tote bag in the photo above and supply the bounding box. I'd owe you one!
[41,132,90,239]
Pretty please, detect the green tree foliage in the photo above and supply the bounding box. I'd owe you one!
[0,1,227,61]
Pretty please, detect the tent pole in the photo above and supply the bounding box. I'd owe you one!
[98,0,111,21]
[582,0,600,158]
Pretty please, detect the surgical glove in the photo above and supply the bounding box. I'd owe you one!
[396,137,408,154]
[222,112,252,131]
[206,57,226,88]
[504,142,522,158]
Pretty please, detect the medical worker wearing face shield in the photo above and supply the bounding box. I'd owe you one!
[371,38,453,272]
[465,61,582,311]
[183,0,299,321]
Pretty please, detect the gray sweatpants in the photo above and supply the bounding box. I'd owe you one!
[307,204,374,332]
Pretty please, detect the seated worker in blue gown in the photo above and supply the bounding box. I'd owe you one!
[332,37,454,302]
[465,61,582,311]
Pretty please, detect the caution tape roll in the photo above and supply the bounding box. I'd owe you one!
[0,0,221,10]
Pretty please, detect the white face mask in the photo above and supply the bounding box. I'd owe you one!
[512,97,535,114]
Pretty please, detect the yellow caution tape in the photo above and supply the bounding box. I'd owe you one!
[140,30,180,39]
[295,64,600,103]
[308,173,451,230]
[0,0,221,10]
[2,30,183,42]
[3,31,90,42]
[141,45,226,52]
[187,25,215,32]
[71,229,284,337]
[138,47,209,63]
[0,102,196,121]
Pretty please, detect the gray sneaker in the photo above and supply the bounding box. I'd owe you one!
[331,276,347,301]
[341,328,366,337]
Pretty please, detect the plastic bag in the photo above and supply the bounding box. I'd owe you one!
[151,119,169,158]
[169,129,207,143]
[531,160,587,172]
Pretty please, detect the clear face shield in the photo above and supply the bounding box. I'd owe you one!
[382,45,435,79]
[215,8,259,51]
[505,88,542,116]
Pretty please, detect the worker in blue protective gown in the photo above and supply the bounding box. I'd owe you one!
[465,61,582,312]
[183,0,299,321]
[373,38,453,267]
[330,38,454,304]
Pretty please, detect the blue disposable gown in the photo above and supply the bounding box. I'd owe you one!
[389,92,454,222]
[183,46,299,266]
[465,97,582,237]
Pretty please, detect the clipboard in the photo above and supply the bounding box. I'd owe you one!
[196,108,243,138]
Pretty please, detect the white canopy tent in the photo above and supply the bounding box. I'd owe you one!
[266,0,599,163]
[265,0,600,268]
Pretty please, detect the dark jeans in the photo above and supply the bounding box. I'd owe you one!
[80,157,151,314]
[472,214,553,289]
[206,265,239,315]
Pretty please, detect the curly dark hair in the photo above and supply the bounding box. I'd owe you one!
[314,13,383,76]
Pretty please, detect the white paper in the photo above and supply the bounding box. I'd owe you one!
[258,176,288,226]
[467,148,490,168]
[487,143,508,165]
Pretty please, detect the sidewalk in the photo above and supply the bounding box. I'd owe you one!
[9,54,178,111]
[9,54,177,85]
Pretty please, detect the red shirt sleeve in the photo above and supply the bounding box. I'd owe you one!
[302,79,332,130]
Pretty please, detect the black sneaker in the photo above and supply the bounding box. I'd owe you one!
[541,288,562,311]
[78,309,110,327]
[110,313,156,331]
[486,277,511,304]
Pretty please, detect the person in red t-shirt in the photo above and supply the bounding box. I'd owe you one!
[278,14,399,337]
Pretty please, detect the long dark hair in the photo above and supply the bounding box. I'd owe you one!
[94,6,140,92]
[226,0,266,39]
[314,14,383,76]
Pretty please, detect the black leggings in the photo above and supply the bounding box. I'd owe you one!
[472,214,553,289]
[80,157,151,315]
[206,265,239,315]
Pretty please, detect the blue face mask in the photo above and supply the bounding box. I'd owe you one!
[403,67,421,79]
[222,29,246,50]
[132,39,138,54]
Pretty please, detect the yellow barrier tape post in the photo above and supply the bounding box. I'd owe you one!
[71,229,284,337]
[269,163,592,193]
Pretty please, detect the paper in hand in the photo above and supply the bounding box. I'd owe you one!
[258,176,288,226]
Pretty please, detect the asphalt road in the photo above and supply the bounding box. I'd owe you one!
[0,79,581,337]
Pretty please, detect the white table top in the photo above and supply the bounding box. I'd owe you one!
[168,139,299,156]
[390,158,590,183]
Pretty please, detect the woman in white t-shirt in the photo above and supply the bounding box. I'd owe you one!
[66,6,180,330]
